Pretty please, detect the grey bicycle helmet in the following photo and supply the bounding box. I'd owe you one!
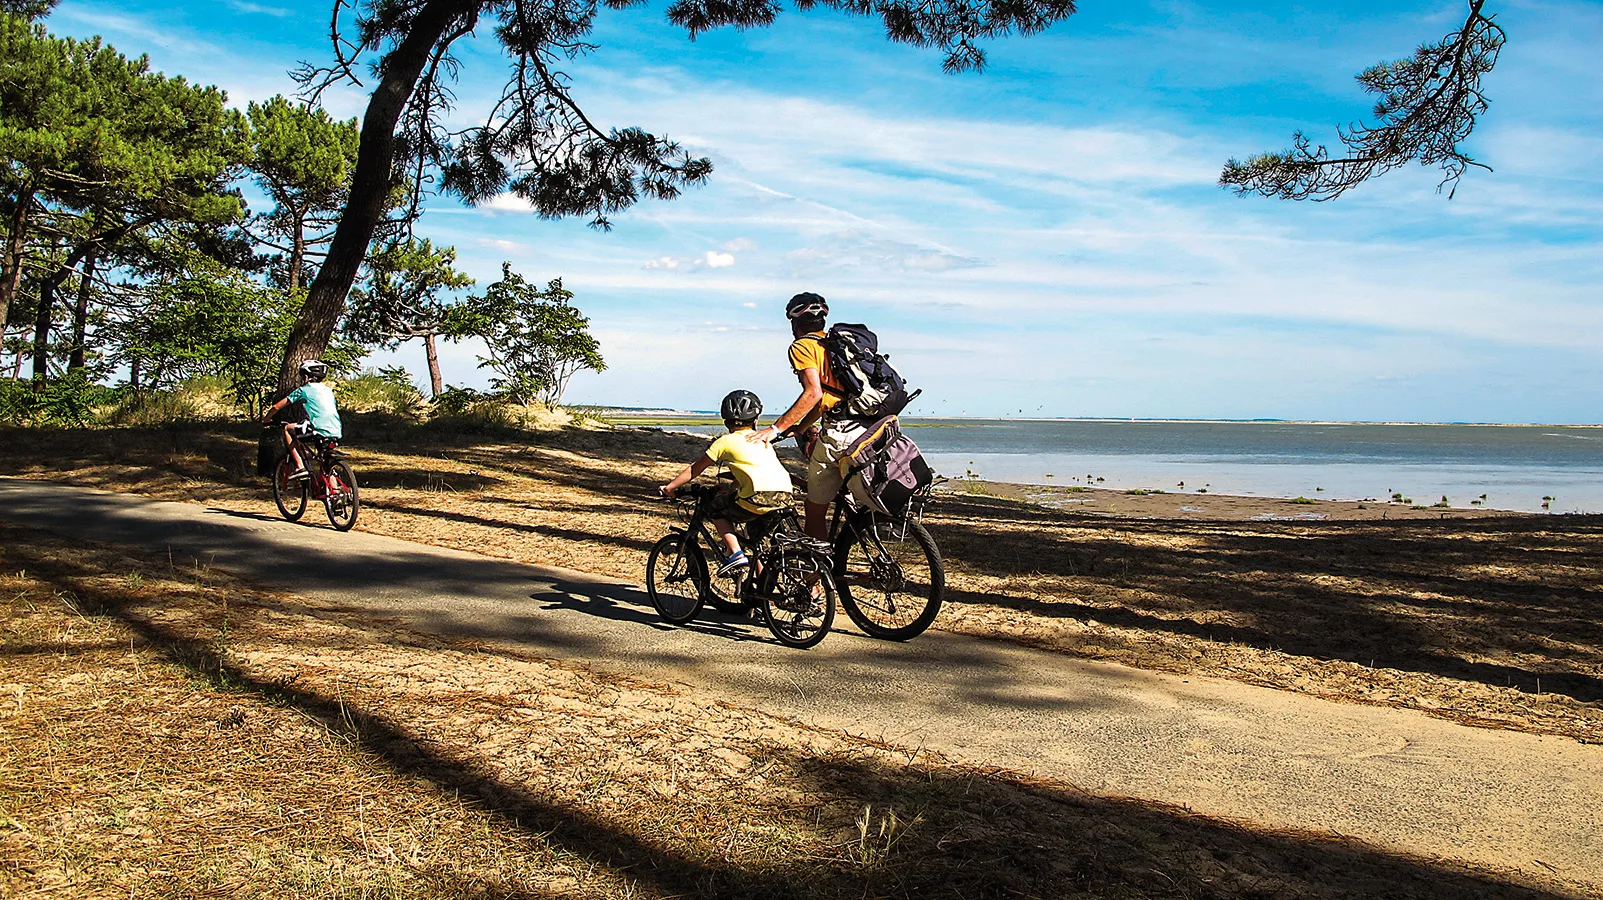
[298,359,328,381]
[720,389,762,423]
[784,292,828,320]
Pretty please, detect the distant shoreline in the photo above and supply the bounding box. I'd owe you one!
[595,410,1603,429]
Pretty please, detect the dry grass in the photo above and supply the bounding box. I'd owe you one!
[0,524,1568,899]
[3,419,1602,745]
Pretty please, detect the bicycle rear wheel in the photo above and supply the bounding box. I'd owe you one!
[647,534,708,624]
[323,461,360,531]
[272,455,307,521]
[834,518,944,640]
[762,553,836,649]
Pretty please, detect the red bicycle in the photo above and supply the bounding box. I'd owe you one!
[271,433,360,531]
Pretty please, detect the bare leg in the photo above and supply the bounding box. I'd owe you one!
[710,518,742,558]
[804,499,829,541]
[281,425,305,471]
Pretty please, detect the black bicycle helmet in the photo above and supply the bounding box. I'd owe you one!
[720,389,762,423]
[299,359,328,381]
[784,292,828,320]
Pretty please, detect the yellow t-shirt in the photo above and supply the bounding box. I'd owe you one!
[788,332,842,413]
[706,432,792,498]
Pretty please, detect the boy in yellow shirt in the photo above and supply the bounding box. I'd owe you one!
[660,390,793,575]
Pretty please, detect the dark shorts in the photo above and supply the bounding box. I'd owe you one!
[708,487,792,524]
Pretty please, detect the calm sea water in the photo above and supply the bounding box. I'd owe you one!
[660,419,1603,513]
[906,420,1603,514]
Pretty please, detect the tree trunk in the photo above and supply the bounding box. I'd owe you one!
[68,246,99,371]
[288,208,305,293]
[129,355,140,390]
[30,241,97,382]
[424,332,443,397]
[276,0,479,397]
[30,270,62,382]
[0,184,35,339]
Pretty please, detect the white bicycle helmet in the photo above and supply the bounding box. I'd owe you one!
[785,292,828,320]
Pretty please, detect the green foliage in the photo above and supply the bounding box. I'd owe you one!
[248,96,358,216]
[1289,496,1317,505]
[423,386,522,434]
[246,95,359,289]
[345,238,474,347]
[0,20,248,221]
[0,369,115,427]
[121,258,359,414]
[336,366,427,419]
[0,1,58,20]
[456,264,605,407]
[100,376,235,426]
[1221,2,1504,200]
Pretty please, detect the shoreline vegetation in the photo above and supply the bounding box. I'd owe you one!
[2,415,1599,752]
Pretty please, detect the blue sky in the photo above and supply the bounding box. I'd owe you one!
[44,0,1603,422]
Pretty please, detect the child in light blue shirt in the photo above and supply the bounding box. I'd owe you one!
[262,359,344,479]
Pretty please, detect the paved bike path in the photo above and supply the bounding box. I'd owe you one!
[2,477,1597,892]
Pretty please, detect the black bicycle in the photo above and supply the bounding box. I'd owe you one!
[646,483,838,649]
[271,432,360,532]
[826,467,944,641]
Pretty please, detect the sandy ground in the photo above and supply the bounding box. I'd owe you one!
[2,419,1600,746]
[0,522,1575,899]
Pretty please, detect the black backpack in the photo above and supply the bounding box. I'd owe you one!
[818,323,919,419]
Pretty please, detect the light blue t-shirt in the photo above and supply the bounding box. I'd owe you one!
[287,382,343,439]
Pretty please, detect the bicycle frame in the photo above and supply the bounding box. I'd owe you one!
[667,485,799,598]
[287,437,340,498]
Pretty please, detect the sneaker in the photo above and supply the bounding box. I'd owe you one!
[715,551,750,577]
[287,467,311,481]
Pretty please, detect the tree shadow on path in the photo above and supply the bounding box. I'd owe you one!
[97,588,1565,900]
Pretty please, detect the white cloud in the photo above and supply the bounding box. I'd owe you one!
[53,7,222,56]
[226,0,293,16]
[642,250,738,271]
[484,193,537,213]
[477,238,530,253]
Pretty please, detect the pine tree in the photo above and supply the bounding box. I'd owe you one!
[246,96,361,293]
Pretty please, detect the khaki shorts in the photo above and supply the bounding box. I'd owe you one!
[805,419,873,507]
[708,487,792,524]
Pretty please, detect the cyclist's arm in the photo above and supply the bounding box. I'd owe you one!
[661,454,715,497]
[753,367,822,445]
[262,397,290,423]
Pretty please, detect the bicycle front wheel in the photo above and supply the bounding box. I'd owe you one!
[646,534,707,624]
[834,518,944,640]
[762,553,836,649]
[272,455,307,521]
[323,461,360,532]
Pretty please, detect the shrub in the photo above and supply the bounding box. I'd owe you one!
[337,367,427,420]
[424,386,522,434]
[0,372,119,428]
[99,377,240,426]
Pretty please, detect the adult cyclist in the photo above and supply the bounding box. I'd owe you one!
[749,292,870,541]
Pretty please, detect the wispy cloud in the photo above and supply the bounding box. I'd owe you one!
[226,0,293,16]
[53,7,222,56]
